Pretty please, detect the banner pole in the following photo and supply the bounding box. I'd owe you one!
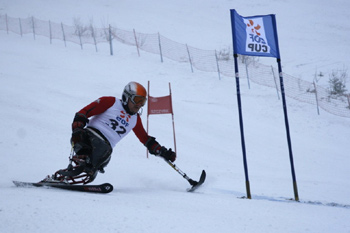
[277,59,299,201]
[234,54,251,199]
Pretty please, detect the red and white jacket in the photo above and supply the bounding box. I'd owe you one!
[76,96,149,148]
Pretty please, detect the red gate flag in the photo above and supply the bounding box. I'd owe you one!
[230,9,280,58]
[146,81,177,158]
[148,95,173,115]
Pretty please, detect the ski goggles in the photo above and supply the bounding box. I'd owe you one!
[130,95,147,106]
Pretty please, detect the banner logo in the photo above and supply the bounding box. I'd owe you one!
[244,18,270,54]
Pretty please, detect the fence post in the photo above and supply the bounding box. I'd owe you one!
[313,81,320,115]
[215,50,221,80]
[49,20,52,44]
[91,26,98,52]
[133,29,140,57]
[186,44,193,73]
[5,14,9,34]
[109,24,113,56]
[78,28,83,49]
[271,65,280,100]
[61,23,66,47]
[158,32,163,63]
[31,17,36,40]
[19,18,23,37]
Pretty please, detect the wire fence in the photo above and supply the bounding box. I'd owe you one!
[1,14,349,118]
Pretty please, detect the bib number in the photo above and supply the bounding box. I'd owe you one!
[108,119,126,137]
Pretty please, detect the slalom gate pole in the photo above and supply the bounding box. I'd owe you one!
[168,83,177,154]
[234,54,251,199]
[277,59,299,201]
[146,81,150,158]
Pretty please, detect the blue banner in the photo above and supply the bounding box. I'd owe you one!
[230,9,280,58]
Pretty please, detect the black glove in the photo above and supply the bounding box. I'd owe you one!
[159,147,176,162]
[71,113,89,145]
[72,113,89,130]
[144,137,161,155]
[144,137,176,162]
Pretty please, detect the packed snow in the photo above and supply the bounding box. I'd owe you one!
[0,0,350,233]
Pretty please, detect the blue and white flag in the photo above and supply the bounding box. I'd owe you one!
[230,9,280,58]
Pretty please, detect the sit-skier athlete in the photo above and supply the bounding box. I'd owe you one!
[50,81,176,184]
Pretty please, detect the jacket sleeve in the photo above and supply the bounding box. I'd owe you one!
[132,114,150,144]
[77,96,115,118]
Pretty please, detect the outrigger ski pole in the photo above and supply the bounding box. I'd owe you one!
[164,159,206,191]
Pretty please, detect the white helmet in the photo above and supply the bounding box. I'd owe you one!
[122,82,147,106]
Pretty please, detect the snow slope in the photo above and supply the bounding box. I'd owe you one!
[1,1,350,233]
